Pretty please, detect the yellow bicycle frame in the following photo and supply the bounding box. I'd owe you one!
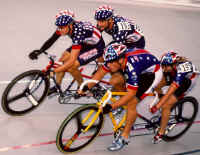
[81,91,127,133]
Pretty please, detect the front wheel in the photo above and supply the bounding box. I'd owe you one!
[56,104,104,153]
[1,70,50,116]
[163,96,199,142]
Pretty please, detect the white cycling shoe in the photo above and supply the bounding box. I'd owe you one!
[107,135,129,151]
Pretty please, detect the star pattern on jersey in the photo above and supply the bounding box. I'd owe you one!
[105,16,142,44]
[71,21,94,45]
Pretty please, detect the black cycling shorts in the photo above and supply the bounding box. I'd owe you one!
[136,72,155,100]
[66,38,105,66]
[125,36,145,49]
[174,78,191,98]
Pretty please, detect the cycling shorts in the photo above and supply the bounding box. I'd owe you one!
[136,72,155,100]
[66,38,105,66]
[174,78,191,98]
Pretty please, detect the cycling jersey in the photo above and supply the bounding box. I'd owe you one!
[105,16,145,49]
[165,61,199,87]
[164,61,199,97]
[103,49,161,91]
[38,21,105,65]
[56,21,102,50]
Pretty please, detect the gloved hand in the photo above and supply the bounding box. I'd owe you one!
[150,105,158,114]
[102,104,112,114]
[29,50,42,60]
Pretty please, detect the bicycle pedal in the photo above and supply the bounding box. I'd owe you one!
[165,124,176,135]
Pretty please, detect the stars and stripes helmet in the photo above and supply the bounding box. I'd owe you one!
[95,5,113,20]
[103,43,127,63]
[160,51,178,65]
[55,10,75,26]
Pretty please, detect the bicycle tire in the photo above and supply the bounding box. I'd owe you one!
[163,96,199,142]
[1,70,50,116]
[56,104,104,153]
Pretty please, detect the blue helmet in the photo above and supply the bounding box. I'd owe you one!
[160,51,178,65]
[103,43,127,63]
[95,5,113,20]
[55,10,75,26]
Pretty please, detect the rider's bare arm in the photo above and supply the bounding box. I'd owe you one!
[88,66,108,88]
[156,82,178,109]
[154,76,167,97]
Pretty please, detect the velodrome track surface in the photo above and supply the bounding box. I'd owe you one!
[0,0,200,155]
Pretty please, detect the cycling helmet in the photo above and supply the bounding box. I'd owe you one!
[103,43,127,63]
[95,5,113,20]
[55,10,75,26]
[160,51,178,65]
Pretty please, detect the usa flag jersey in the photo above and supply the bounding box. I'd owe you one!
[105,16,144,44]
[170,61,199,87]
[56,21,102,50]
[103,49,160,90]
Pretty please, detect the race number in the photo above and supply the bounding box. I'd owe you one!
[117,22,131,31]
[134,24,144,35]
[177,62,193,73]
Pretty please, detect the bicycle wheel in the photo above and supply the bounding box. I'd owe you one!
[56,104,104,153]
[163,96,199,142]
[1,70,50,116]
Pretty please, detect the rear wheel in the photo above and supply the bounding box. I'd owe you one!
[1,70,50,116]
[56,104,104,153]
[163,96,198,141]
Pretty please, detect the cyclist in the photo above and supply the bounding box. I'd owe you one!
[80,43,163,151]
[150,51,199,143]
[29,9,105,95]
[94,5,146,91]
[94,5,145,49]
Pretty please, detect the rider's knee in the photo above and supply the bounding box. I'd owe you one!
[67,62,80,73]
[162,102,175,111]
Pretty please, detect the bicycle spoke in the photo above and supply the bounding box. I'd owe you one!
[76,113,100,132]
[6,92,26,104]
[64,131,81,150]
[178,117,191,122]
[76,114,83,130]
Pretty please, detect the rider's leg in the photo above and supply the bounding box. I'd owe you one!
[48,51,71,95]
[55,51,71,85]
[159,78,192,135]
[121,97,138,139]
[109,71,126,91]
[108,96,138,151]
[159,95,177,135]
[67,61,83,87]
